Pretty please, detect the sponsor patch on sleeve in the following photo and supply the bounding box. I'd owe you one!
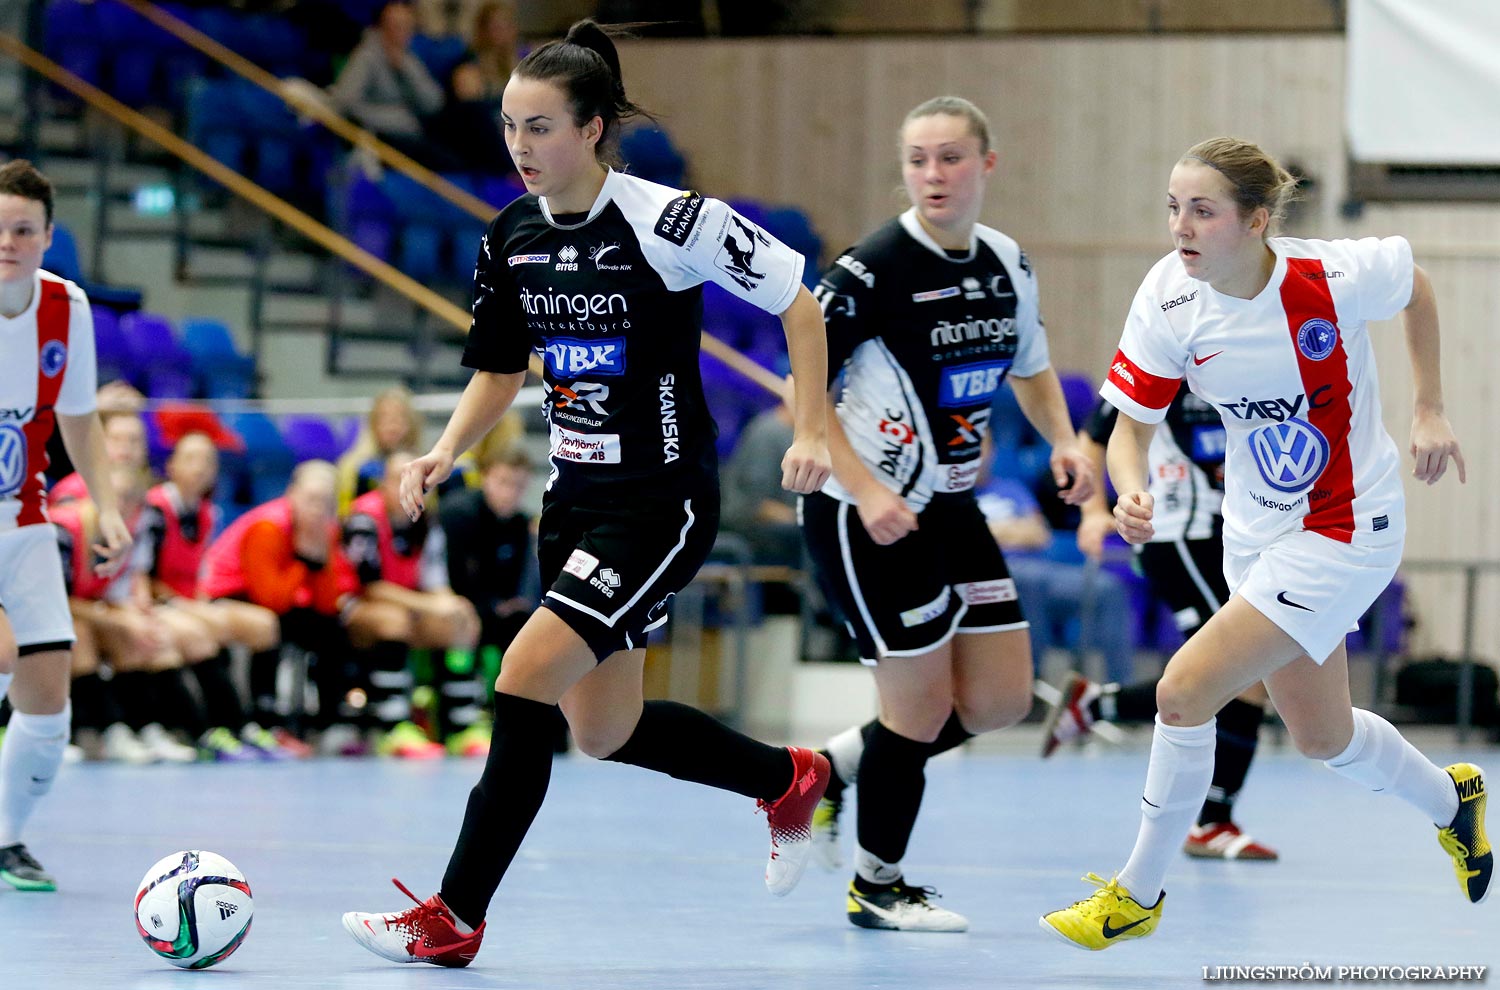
[655,192,705,247]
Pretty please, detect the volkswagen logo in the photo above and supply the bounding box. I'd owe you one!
[0,424,29,497]
[1248,417,1328,493]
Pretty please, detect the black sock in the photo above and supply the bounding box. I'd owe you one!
[112,671,156,731]
[248,648,282,726]
[439,692,557,928]
[604,700,793,802]
[856,722,930,865]
[364,641,413,731]
[191,651,248,732]
[434,650,483,738]
[827,712,973,805]
[153,668,209,737]
[71,673,113,732]
[1200,698,1264,826]
[1109,680,1159,723]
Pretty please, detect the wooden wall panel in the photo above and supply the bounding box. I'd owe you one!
[615,35,1500,653]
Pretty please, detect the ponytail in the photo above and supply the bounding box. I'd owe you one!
[515,19,650,161]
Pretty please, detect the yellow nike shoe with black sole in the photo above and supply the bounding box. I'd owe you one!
[1438,763,1491,904]
[1039,873,1163,950]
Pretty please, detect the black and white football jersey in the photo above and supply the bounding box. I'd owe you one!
[815,209,1050,507]
[462,168,805,499]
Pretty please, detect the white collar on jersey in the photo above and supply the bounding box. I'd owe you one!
[898,207,977,263]
[539,168,623,230]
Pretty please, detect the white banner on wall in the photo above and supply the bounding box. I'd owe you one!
[1347,0,1500,163]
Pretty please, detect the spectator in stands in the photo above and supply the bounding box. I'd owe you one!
[975,469,1135,685]
[337,385,424,512]
[327,0,467,172]
[722,393,800,568]
[54,467,203,764]
[200,461,363,751]
[344,450,481,758]
[135,433,302,759]
[461,1,519,102]
[439,443,565,753]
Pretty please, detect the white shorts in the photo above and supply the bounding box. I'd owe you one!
[1224,529,1401,665]
[0,523,76,652]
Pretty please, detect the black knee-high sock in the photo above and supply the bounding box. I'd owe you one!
[248,648,282,726]
[433,650,483,739]
[363,641,412,731]
[1200,698,1264,826]
[828,712,974,803]
[856,722,931,869]
[71,673,114,732]
[439,692,557,928]
[1093,679,1158,723]
[152,668,209,737]
[191,651,249,732]
[604,700,793,801]
[112,671,156,730]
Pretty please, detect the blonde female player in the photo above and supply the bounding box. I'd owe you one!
[342,20,833,967]
[802,96,1094,932]
[1041,137,1488,950]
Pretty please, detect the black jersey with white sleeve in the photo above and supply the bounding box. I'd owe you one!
[461,169,805,499]
[814,208,1050,507]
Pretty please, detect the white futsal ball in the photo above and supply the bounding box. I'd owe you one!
[134,850,254,969]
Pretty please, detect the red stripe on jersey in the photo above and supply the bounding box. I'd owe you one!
[1106,349,1181,411]
[17,282,71,527]
[1281,257,1355,543]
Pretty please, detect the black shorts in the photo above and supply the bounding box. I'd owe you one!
[537,483,719,661]
[1136,518,1229,639]
[801,490,1027,664]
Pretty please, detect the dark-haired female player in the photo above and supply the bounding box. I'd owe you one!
[343,21,833,967]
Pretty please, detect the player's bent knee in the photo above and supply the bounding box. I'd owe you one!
[1287,724,1350,761]
[1155,674,1212,726]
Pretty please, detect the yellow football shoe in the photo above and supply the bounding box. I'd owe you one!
[1039,873,1163,950]
[1438,763,1491,904]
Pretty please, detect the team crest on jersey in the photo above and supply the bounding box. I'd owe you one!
[1297,318,1338,361]
[0,424,28,496]
[39,339,67,378]
[1249,417,1328,493]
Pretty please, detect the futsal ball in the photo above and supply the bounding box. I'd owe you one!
[134,850,253,969]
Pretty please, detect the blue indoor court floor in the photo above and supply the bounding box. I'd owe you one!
[4,738,1494,990]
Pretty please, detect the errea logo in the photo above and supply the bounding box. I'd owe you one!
[556,245,579,271]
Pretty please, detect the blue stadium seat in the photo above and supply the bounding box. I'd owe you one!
[90,307,133,385]
[43,0,105,96]
[620,127,687,188]
[181,318,257,398]
[41,223,84,283]
[1057,371,1098,430]
[186,79,251,176]
[280,416,346,464]
[223,412,294,503]
[119,311,192,392]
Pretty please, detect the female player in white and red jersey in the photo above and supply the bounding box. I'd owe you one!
[0,160,130,891]
[1041,137,1489,950]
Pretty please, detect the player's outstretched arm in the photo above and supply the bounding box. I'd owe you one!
[56,411,132,575]
[1401,264,1466,486]
[776,286,832,495]
[400,370,526,520]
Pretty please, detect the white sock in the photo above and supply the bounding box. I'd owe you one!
[1117,715,1216,905]
[854,845,902,886]
[0,672,12,703]
[0,704,71,846]
[826,724,865,787]
[1324,708,1459,826]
